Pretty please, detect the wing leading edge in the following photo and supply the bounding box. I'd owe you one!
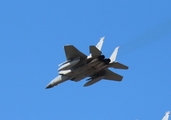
[104,69,123,81]
[108,62,128,69]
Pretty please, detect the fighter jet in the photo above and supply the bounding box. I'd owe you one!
[46,37,128,89]
[162,111,170,120]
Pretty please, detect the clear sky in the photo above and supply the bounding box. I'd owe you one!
[0,0,171,120]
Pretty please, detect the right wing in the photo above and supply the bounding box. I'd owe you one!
[104,69,123,81]
[64,45,87,60]
[87,37,104,58]
[89,46,102,58]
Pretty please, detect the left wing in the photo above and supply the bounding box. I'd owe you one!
[104,69,123,81]
[84,69,123,86]
[64,45,87,60]
[108,62,128,70]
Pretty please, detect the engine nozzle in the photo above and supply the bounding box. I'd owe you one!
[98,55,105,61]
[103,58,111,64]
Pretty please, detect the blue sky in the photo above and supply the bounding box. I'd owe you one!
[1,0,171,120]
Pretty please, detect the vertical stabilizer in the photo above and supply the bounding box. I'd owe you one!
[110,46,119,63]
[96,36,105,50]
[162,111,170,120]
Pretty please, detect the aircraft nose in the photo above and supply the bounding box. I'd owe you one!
[45,84,54,89]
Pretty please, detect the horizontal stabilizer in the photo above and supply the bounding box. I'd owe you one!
[104,69,123,81]
[108,62,128,70]
[64,45,87,60]
[90,46,102,58]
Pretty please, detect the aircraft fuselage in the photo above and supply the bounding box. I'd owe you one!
[46,57,109,88]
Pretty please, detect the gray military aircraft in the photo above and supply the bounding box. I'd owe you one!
[46,37,128,89]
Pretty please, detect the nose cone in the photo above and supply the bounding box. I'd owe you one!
[45,75,69,89]
[46,84,54,89]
